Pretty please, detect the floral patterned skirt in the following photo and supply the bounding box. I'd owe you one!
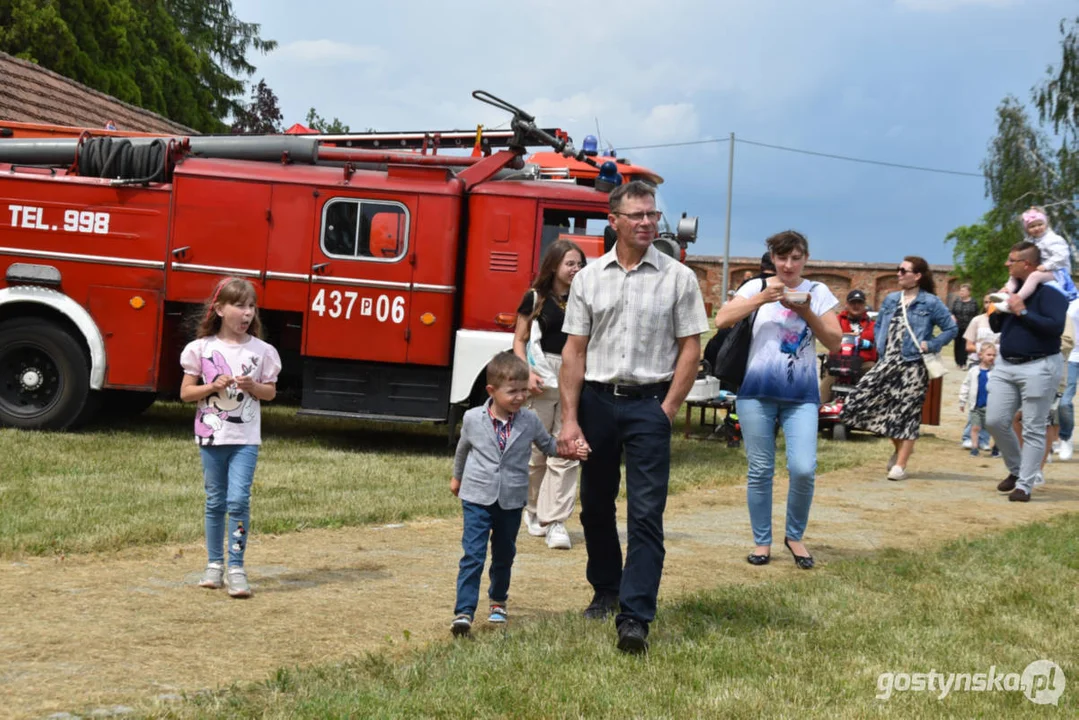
[840,355,928,440]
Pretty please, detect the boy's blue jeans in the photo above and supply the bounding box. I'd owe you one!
[738,399,818,547]
[454,500,522,618]
[200,445,259,567]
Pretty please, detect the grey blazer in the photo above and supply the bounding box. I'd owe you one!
[453,402,558,509]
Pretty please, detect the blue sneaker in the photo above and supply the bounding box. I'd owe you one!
[488,603,507,624]
[970,448,979,457]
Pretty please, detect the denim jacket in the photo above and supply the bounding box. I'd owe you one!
[875,290,958,362]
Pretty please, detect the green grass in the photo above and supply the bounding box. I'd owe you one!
[149,514,1078,719]
[0,401,884,558]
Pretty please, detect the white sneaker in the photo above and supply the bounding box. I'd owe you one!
[525,510,547,537]
[887,465,908,481]
[227,567,252,598]
[1058,439,1073,460]
[992,301,1013,314]
[961,439,972,449]
[198,562,224,589]
[987,292,1010,304]
[1052,440,1061,453]
[546,522,572,550]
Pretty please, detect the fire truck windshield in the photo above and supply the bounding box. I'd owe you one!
[539,208,609,264]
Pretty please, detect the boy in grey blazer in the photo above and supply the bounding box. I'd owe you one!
[450,352,588,636]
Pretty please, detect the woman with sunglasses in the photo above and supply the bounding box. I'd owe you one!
[841,256,957,480]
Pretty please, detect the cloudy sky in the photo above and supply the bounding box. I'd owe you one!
[232,0,1074,265]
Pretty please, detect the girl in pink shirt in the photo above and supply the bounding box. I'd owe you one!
[180,278,281,598]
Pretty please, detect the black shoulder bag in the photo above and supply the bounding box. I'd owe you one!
[711,278,766,392]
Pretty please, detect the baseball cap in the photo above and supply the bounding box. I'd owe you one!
[847,289,867,303]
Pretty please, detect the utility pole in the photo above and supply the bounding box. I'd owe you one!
[721,132,735,302]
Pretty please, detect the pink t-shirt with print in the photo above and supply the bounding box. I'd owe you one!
[180,335,282,446]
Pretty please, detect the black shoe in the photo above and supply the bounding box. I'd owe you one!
[746,552,771,566]
[616,618,649,655]
[784,537,815,570]
[997,474,1018,493]
[1008,488,1031,502]
[582,593,619,620]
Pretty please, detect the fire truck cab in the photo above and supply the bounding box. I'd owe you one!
[0,92,696,432]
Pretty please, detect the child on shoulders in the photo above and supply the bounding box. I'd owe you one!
[992,207,1078,311]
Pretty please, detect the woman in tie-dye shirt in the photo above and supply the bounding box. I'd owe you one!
[715,231,841,570]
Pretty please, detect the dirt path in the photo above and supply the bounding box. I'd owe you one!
[3,384,1079,719]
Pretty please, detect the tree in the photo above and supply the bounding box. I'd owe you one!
[230,79,282,134]
[0,0,273,133]
[1033,15,1079,242]
[305,107,350,134]
[948,96,1069,288]
[164,0,276,126]
[945,217,1010,297]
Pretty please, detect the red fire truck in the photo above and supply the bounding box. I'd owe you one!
[0,92,697,431]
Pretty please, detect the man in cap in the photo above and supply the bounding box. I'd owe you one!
[821,289,877,403]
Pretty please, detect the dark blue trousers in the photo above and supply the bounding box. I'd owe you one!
[578,384,671,628]
[454,500,522,618]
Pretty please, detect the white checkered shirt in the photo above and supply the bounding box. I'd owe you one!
[562,244,709,384]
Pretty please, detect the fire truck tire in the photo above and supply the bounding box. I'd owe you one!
[0,318,94,430]
[832,423,849,442]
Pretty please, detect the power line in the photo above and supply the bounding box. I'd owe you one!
[736,137,983,178]
[617,134,983,178]
[618,137,730,150]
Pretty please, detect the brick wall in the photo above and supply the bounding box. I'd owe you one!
[687,255,959,315]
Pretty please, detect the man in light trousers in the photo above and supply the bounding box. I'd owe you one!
[986,241,1067,501]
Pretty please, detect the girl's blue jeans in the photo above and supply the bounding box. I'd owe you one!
[738,399,818,547]
[200,444,259,567]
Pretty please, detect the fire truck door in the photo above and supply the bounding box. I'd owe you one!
[305,196,413,363]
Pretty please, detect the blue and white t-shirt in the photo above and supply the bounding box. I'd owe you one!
[735,279,839,404]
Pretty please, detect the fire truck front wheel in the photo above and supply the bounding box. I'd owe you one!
[0,318,95,430]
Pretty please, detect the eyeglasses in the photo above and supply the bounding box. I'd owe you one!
[613,210,662,223]
[896,267,912,275]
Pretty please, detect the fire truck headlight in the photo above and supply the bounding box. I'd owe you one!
[676,215,698,244]
[129,296,146,310]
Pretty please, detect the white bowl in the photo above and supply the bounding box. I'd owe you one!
[784,291,810,304]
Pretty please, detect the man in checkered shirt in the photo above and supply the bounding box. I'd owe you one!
[558,179,708,654]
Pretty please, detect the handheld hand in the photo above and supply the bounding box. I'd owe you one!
[920,341,929,353]
[210,375,233,392]
[575,438,591,461]
[759,277,785,304]
[558,421,585,457]
[528,372,545,395]
[235,375,257,393]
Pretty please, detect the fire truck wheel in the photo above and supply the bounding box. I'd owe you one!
[832,423,849,442]
[0,318,94,430]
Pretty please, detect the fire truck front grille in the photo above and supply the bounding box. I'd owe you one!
[489,252,518,273]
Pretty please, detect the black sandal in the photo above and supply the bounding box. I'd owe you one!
[784,537,815,570]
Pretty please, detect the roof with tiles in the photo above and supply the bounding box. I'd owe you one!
[0,51,196,135]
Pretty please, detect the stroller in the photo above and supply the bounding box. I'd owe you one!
[818,332,865,441]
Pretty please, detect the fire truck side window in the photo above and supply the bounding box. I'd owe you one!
[321,199,408,261]
[539,209,608,266]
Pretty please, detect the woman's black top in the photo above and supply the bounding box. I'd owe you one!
[950,298,979,331]
[517,290,569,355]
